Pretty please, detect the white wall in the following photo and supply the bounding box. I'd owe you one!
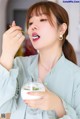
[58,1,80,52]
[0,0,8,55]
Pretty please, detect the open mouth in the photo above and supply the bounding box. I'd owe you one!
[32,33,40,41]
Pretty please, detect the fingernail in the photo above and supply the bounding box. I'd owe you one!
[12,20,16,26]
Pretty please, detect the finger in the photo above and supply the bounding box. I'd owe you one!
[24,100,36,108]
[5,26,22,35]
[11,35,25,51]
[16,35,25,44]
[9,21,16,28]
[24,98,42,105]
[10,30,23,38]
[24,100,37,109]
[24,98,48,110]
[12,34,25,46]
[24,98,44,109]
[28,104,37,109]
[14,33,23,40]
[12,21,16,27]
[27,91,45,97]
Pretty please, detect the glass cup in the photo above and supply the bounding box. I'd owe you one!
[21,81,45,100]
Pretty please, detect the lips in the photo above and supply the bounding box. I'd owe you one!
[32,32,40,41]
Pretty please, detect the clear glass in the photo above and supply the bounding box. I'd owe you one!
[21,81,45,115]
[21,81,45,100]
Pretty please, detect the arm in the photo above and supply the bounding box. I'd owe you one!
[0,21,25,70]
[0,21,25,113]
[59,99,79,119]
[59,72,80,119]
[49,70,80,119]
[0,60,19,113]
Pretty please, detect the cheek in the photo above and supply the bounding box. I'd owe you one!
[43,27,58,40]
[27,28,30,35]
[28,36,32,43]
[27,29,32,41]
[27,27,32,36]
[50,27,58,38]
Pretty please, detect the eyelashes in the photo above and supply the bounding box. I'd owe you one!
[28,22,33,26]
[40,19,48,22]
[28,19,48,26]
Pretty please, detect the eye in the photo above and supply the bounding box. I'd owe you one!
[40,19,48,22]
[28,22,33,26]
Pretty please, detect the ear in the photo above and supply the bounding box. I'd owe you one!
[59,23,67,35]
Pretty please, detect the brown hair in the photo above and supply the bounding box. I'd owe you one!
[26,1,77,64]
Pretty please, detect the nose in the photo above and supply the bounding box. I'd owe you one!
[31,23,39,31]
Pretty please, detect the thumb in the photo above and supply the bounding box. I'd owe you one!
[12,21,16,27]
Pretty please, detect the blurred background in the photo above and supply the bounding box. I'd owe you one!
[0,0,80,118]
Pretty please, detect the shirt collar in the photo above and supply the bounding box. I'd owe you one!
[51,53,65,73]
[27,53,66,81]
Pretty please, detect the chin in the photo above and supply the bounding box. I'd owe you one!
[33,45,41,50]
[32,43,45,51]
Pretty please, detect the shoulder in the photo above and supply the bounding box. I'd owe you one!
[64,57,80,84]
[60,56,80,94]
[64,57,80,73]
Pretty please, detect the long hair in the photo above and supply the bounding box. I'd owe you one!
[26,1,77,64]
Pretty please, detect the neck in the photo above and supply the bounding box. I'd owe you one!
[39,46,62,71]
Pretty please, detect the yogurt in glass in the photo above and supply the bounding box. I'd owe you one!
[21,82,45,100]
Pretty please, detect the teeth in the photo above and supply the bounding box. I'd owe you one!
[32,35,39,39]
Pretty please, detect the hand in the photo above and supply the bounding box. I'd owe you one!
[2,21,25,58]
[24,87,60,110]
[0,21,25,70]
[24,87,65,117]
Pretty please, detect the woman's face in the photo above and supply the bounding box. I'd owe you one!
[27,12,60,51]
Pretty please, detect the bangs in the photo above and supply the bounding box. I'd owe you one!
[26,4,53,28]
[29,5,49,17]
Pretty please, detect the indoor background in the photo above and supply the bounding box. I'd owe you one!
[0,0,80,118]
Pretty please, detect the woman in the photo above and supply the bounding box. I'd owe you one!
[0,1,80,119]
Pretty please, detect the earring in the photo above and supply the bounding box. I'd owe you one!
[59,35,63,40]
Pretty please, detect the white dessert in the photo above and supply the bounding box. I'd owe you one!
[21,82,45,100]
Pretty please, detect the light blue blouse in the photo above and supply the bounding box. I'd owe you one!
[0,54,80,119]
